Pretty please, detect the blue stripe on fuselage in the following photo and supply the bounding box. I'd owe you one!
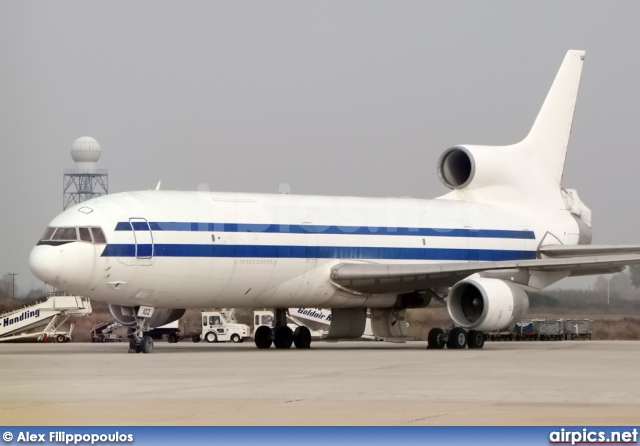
[114,221,535,239]
[101,244,536,261]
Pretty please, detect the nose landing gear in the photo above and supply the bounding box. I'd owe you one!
[128,306,155,354]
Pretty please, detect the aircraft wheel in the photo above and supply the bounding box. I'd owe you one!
[293,326,311,349]
[467,330,485,349]
[273,326,293,349]
[427,328,445,349]
[140,335,154,353]
[205,331,218,343]
[231,334,241,343]
[446,327,467,349]
[128,337,140,353]
[254,325,273,349]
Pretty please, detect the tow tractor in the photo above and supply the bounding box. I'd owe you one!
[201,309,251,343]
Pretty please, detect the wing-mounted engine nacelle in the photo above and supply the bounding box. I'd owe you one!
[437,145,512,191]
[108,304,186,328]
[446,277,529,332]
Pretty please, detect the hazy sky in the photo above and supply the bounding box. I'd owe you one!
[2,1,640,293]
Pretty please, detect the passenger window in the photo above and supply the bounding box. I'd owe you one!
[91,227,107,244]
[41,227,55,241]
[79,227,92,242]
[54,227,77,241]
[202,316,207,326]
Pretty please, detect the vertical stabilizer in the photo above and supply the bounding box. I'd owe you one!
[521,50,585,185]
[438,50,587,206]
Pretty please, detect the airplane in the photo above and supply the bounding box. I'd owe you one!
[29,50,640,353]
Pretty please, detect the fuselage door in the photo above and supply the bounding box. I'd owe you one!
[465,225,479,262]
[130,218,153,259]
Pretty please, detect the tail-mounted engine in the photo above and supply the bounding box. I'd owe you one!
[446,277,529,332]
[438,146,475,189]
[436,52,587,198]
[108,304,185,328]
[437,145,510,191]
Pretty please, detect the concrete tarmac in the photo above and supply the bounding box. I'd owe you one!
[1,340,639,426]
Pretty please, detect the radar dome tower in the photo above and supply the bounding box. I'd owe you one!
[63,136,108,210]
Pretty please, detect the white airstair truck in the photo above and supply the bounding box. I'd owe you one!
[0,292,92,343]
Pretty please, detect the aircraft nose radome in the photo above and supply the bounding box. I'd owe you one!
[29,246,62,285]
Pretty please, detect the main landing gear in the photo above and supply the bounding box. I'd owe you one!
[426,327,485,350]
[128,307,154,354]
[254,308,312,350]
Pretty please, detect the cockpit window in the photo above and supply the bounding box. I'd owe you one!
[79,227,92,242]
[41,227,55,240]
[90,227,106,244]
[53,227,77,241]
[37,226,107,245]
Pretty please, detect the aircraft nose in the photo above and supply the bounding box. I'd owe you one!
[29,246,62,285]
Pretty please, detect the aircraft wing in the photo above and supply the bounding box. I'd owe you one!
[539,244,640,257]
[330,249,640,295]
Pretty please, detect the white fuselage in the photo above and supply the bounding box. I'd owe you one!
[29,190,581,310]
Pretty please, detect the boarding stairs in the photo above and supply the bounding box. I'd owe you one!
[0,292,92,342]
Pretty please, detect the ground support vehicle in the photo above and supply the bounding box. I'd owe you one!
[146,320,181,342]
[564,319,593,340]
[201,310,251,343]
[0,293,92,343]
[91,320,123,342]
[127,322,200,343]
[487,328,514,341]
[537,319,565,341]
[512,320,540,341]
